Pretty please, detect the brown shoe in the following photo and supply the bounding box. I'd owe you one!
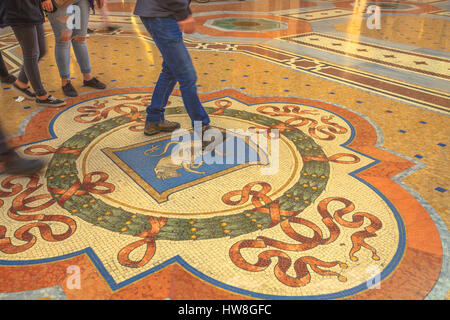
[200,125,227,151]
[144,120,181,135]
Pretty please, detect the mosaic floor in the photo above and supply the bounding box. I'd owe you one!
[0,0,448,300]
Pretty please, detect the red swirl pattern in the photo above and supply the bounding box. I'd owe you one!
[225,182,382,287]
[0,175,77,254]
[117,216,168,268]
[256,104,348,140]
[73,96,150,131]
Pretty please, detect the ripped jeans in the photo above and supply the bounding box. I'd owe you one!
[47,0,92,79]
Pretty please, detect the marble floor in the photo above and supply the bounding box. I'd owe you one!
[0,0,448,300]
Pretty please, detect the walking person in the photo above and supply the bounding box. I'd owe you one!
[1,0,66,107]
[99,0,119,32]
[134,0,213,147]
[46,0,107,97]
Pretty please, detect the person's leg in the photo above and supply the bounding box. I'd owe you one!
[0,53,16,83]
[0,53,9,77]
[71,0,106,89]
[146,60,177,123]
[12,25,48,98]
[47,5,74,86]
[72,0,91,80]
[0,125,9,155]
[11,24,65,106]
[100,0,117,30]
[141,17,210,127]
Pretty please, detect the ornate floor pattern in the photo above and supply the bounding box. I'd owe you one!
[0,0,448,300]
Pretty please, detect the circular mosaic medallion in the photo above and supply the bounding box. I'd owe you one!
[3,90,408,299]
[45,96,329,241]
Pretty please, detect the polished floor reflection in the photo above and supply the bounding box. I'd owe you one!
[0,0,448,300]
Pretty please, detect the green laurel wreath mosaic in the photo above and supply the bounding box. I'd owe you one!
[46,106,330,240]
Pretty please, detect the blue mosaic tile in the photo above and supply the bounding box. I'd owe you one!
[386,110,393,113]
[419,121,427,124]
[414,154,423,159]
[435,187,446,193]
[437,143,446,147]
[399,130,406,133]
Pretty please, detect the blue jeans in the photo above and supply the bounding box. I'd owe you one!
[140,16,210,126]
[47,0,92,79]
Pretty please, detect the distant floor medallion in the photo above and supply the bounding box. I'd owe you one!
[206,17,288,32]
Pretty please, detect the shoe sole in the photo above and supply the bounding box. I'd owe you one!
[63,91,78,97]
[12,85,36,100]
[83,84,107,90]
[36,101,67,108]
[144,126,181,136]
